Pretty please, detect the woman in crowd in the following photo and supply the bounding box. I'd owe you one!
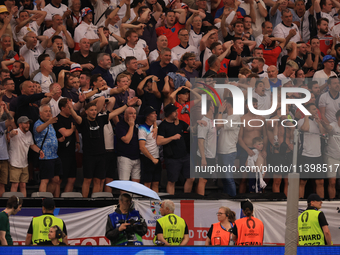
[205,206,236,245]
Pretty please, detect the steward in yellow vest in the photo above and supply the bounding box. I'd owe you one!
[25,198,68,245]
[298,194,332,245]
[154,200,189,245]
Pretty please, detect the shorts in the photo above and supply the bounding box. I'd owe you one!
[117,156,141,180]
[9,165,29,183]
[140,154,162,183]
[298,155,324,180]
[0,160,9,185]
[323,154,340,178]
[271,152,293,176]
[39,158,63,180]
[105,150,117,179]
[83,154,106,179]
[59,156,77,179]
[165,154,190,182]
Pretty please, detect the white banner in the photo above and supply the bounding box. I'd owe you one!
[8,200,339,246]
[254,201,340,245]
[134,200,241,245]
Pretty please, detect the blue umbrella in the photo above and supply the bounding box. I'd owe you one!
[106,180,161,200]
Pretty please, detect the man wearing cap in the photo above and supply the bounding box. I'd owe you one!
[74,8,99,51]
[25,198,68,245]
[8,116,44,197]
[0,6,13,49]
[298,194,332,245]
[32,60,54,93]
[70,63,82,78]
[43,14,75,60]
[157,103,194,195]
[313,55,337,89]
[43,0,70,28]
[138,106,161,192]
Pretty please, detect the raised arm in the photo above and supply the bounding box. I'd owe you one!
[174,8,187,24]
[68,100,82,124]
[27,10,47,26]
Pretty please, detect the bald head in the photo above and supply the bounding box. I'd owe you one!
[267,65,278,78]
[124,107,136,123]
[157,35,168,50]
[41,60,53,73]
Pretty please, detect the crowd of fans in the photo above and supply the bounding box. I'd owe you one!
[0,0,339,199]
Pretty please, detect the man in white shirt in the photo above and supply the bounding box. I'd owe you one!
[149,35,176,64]
[313,55,337,87]
[255,21,273,47]
[74,8,99,51]
[8,116,44,197]
[15,10,46,44]
[240,0,267,38]
[33,60,54,93]
[43,14,74,60]
[277,59,299,80]
[19,31,48,75]
[319,76,340,124]
[251,79,272,118]
[273,9,301,45]
[171,28,200,68]
[91,0,117,26]
[119,30,149,71]
[314,0,339,30]
[43,0,71,28]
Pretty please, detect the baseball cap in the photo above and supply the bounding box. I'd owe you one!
[81,7,92,18]
[242,201,253,211]
[322,55,335,64]
[17,116,32,125]
[143,106,156,117]
[307,193,322,203]
[0,5,9,14]
[42,198,55,209]
[70,63,82,73]
[164,103,178,117]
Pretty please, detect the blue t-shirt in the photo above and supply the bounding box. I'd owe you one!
[33,119,58,160]
[269,79,282,92]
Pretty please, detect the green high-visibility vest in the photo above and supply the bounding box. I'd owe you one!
[31,215,64,244]
[154,214,186,245]
[298,209,325,245]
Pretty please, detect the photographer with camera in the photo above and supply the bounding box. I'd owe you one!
[105,193,147,245]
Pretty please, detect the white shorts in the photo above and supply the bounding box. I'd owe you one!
[323,154,340,178]
[117,156,141,180]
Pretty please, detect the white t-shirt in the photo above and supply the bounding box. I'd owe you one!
[318,9,337,30]
[33,73,53,93]
[43,27,72,59]
[331,22,340,44]
[15,21,39,42]
[325,122,340,159]
[197,116,217,158]
[43,3,68,26]
[108,21,122,42]
[93,0,117,25]
[136,38,147,49]
[313,69,337,86]
[255,34,264,47]
[273,22,301,43]
[171,44,199,62]
[299,11,310,43]
[90,88,112,101]
[119,44,147,60]
[297,117,322,157]
[202,48,212,77]
[74,22,99,51]
[138,124,159,158]
[19,42,45,75]
[252,87,272,118]
[8,128,34,168]
[189,30,202,49]
[318,91,340,123]
[49,97,62,117]
[217,113,241,154]
[240,0,266,38]
[98,111,115,150]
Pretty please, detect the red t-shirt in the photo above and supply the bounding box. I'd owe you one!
[156,22,185,49]
[205,58,230,74]
[319,35,333,56]
[259,44,282,67]
[174,101,193,125]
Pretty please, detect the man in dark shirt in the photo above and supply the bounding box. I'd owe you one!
[1,60,29,95]
[69,97,138,197]
[180,52,199,80]
[118,56,144,92]
[70,38,97,72]
[92,53,114,88]
[228,38,253,78]
[53,98,78,193]
[115,107,141,183]
[157,103,194,195]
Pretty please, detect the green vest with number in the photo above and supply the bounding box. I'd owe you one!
[298,209,325,245]
[154,213,186,245]
[31,214,64,244]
